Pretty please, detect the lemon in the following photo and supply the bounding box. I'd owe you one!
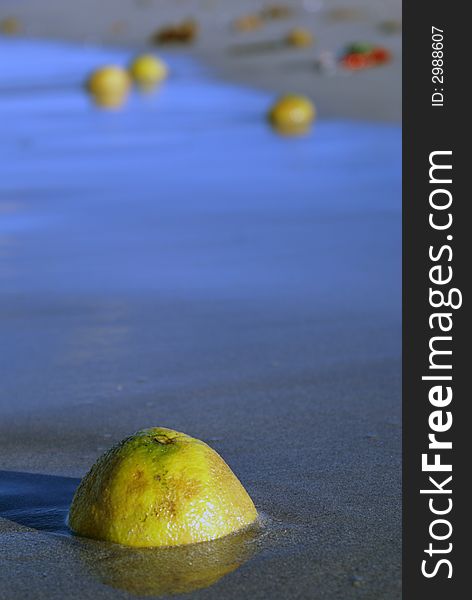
[86,65,131,108]
[269,94,316,135]
[0,17,20,35]
[69,427,258,547]
[128,54,168,88]
[286,28,314,48]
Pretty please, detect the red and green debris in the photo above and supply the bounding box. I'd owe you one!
[340,43,391,70]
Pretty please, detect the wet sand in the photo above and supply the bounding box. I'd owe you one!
[0,15,401,600]
[0,0,401,121]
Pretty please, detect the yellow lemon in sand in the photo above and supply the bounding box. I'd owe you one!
[129,54,168,88]
[86,65,131,108]
[69,427,258,547]
[286,28,314,48]
[269,94,316,135]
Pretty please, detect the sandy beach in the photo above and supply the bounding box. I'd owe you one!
[1,1,401,598]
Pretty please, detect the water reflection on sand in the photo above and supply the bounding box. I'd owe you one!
[0,470,261,596]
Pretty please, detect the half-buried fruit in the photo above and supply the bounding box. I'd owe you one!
[68,427,258,547]
[128,54,168,89]
[85,65,131,108]
[268,94,316,135]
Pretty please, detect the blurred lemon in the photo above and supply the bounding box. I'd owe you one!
[0,17,20,35]
[86,65,131,108]
[69,427,258,547]
[269,94,316,135]
[286,28,314,48]
[129,54,168,89]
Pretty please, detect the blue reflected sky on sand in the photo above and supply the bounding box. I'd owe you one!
[0,40,400,308]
